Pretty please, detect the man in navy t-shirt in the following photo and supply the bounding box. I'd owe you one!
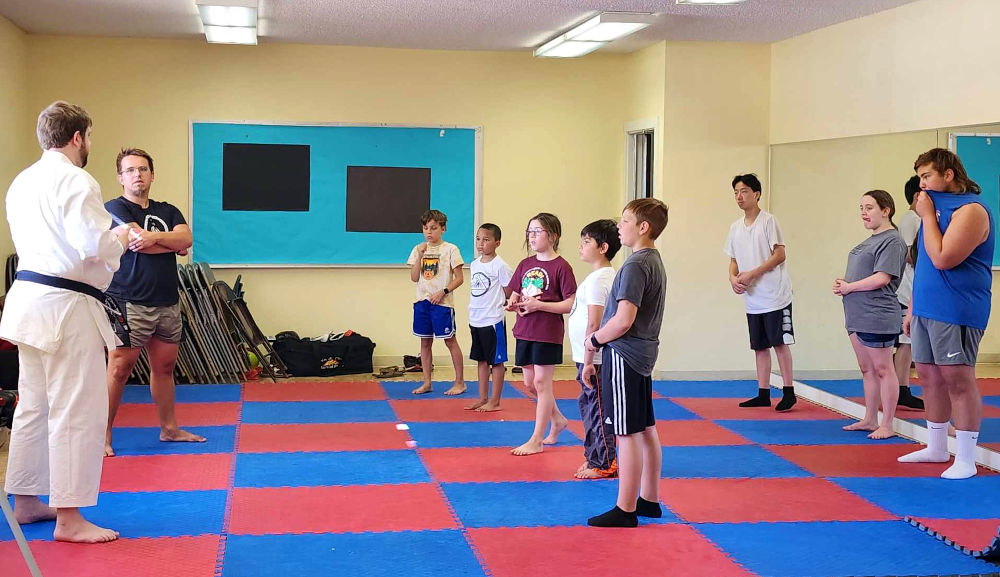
[103,148,203,456]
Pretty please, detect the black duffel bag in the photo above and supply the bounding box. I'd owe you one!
[273,331,375,377]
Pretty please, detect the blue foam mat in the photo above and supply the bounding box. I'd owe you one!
[235,450,430,487]
[661,445,809,478]
[715,419,912,445]
[1,490,226,541]
[380,380,525,400]
[697,520,997,576]
[222,530,486,577]
[241,400,396,424]
[442,480,678,527]
[831,476,1000,519]
[405,421,581,448]
[651,380,781,398]
[554,397,699,421]
[109,425,236,455]
[121,383,242,403]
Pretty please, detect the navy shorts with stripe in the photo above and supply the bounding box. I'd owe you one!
[413,299,456,339]
[469,320,508,365]
[600,346,655,436]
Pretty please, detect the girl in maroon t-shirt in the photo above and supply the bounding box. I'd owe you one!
[505,213,577,456]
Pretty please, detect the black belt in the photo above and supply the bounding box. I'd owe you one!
[15,270,129,335]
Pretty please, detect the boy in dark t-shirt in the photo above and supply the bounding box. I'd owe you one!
[583,198,669,527]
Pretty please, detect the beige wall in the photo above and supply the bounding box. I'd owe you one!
[658,42,771,374]
[771,0,1000,144]
[0,15,29,259]
[21,36,633,362]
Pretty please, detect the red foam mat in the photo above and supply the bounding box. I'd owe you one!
[768,444,997,478]
[228,484,457,535]
[390,398,539,422]
[111,402,240,427]
[243,380,386,401]
[420,445,595,483]
[906,517,1000,559]
[238,422,411,453]
[100,454,232,492]
[468,525,753,577]
[659,477,896,523]
[2,535,219,577]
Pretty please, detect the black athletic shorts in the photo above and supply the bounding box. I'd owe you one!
[600,346,655,436]
[747,304,795,351]
[514,340,562,367]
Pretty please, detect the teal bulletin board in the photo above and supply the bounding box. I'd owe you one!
[951,133,1000,267]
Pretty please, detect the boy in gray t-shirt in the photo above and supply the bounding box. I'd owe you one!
[582,199,668,528]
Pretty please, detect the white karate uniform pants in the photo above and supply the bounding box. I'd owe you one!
[4,301,108,508]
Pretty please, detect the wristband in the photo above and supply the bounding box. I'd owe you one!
[590,334,602,348]
[443,287,450,295]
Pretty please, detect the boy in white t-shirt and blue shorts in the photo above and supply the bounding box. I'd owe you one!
[724,174,797,412]
[466,224,513,411]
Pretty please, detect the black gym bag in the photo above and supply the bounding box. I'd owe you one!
[273,332,375,377]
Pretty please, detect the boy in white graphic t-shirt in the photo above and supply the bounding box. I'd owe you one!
[466,223,513,411]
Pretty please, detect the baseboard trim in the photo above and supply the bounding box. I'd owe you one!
[769,374,1000,473]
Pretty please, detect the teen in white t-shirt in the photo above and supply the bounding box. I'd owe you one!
[893,175,925,410]
[724,174,797,412]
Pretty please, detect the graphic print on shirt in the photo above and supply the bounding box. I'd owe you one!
[521,267,549,299]
[470,271,490,297]
[421,255,440,280]
[144,214,169,233]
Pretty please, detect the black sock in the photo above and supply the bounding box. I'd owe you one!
[739,389,771,407]
[775,386,797,412]
[897,386,925,410]
[588,506,638,527]
[636,497,662,518]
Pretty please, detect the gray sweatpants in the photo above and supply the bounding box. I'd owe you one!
[576,363,617,471]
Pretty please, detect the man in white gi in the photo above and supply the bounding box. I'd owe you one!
[1,101,131,543]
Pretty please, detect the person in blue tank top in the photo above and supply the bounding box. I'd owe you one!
[899,148,995,480]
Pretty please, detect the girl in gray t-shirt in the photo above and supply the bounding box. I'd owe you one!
[833,190,907,440]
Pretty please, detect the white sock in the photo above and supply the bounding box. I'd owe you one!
[942,430,979,480]
[898,420,950,463]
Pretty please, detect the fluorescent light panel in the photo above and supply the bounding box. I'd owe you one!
[204,25,257,45]
[197,0,258,45]
[535,12,656,58]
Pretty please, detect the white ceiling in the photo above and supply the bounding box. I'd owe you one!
[0,0,920,52]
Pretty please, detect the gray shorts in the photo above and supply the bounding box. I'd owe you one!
[115,302,183,348]
[910,316,983,366]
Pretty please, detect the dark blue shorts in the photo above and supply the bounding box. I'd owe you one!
[470,320,508,365]
[413,300,456,339]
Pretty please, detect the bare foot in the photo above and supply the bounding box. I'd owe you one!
[577,461,589,474]
[444,383,467,396]
[54,519,119,543]
[160,428,206,443]
[13,497,57,524]
[465,399,487,410]
[574,467,610,479]
[843,421,878,432]
[542,418,568,444]
[104,444,116,457]
[511,440,543,456]
[412,383,433,395]
[475,401,501,412]
[868,426,895,440]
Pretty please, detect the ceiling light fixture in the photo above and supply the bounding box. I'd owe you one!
[676,0,748,5]
[197,0,258,45]
[535,12,657,58]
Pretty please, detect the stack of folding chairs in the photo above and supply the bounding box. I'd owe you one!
[128,263,288,384]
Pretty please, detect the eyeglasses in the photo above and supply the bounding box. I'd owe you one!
[119,166,150,176]
[525,229,547,236]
